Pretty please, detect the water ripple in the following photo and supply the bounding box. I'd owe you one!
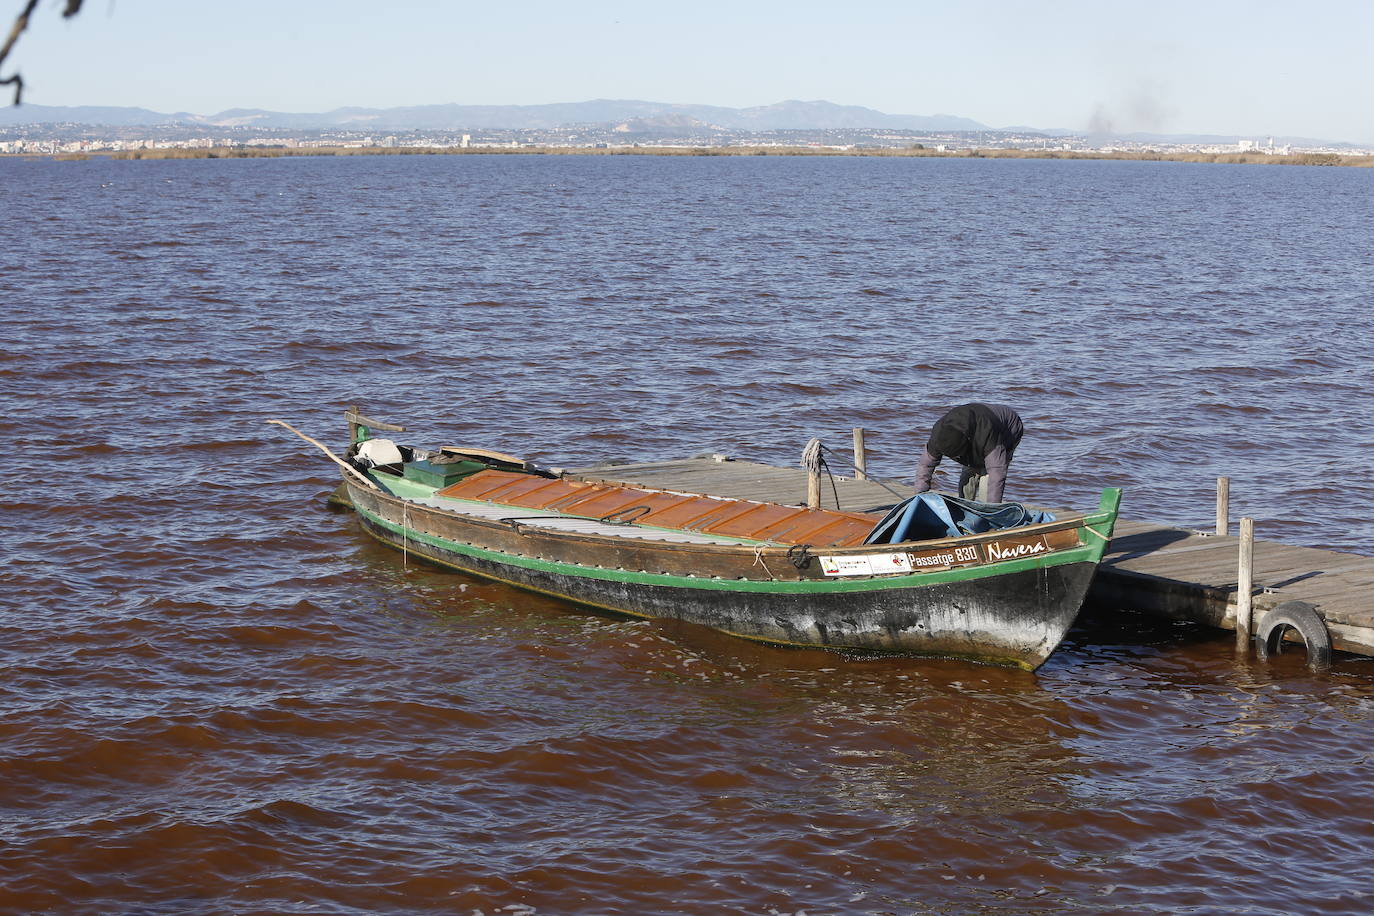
[3,153,1374,915]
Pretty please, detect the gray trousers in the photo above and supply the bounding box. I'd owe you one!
[959,467,989,502]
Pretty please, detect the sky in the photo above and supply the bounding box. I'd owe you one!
[7,0,1373,143]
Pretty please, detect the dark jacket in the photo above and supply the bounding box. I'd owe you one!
[914,403,1024,502]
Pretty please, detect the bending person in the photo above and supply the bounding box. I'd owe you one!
[914,403,1024,503]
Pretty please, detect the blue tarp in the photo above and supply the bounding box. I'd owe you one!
[863,493,1056,545]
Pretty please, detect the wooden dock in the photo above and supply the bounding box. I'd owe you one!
[571,456,1374,659]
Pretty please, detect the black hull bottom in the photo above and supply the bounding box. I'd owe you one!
[356,514,1096,669]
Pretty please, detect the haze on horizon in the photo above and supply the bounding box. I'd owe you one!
[6,0,1371,144]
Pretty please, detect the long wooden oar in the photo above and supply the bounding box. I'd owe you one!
[267,418,381,491]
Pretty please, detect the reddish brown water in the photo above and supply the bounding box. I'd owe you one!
[3,154,1374,914]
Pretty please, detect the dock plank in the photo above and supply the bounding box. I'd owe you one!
[575,458,906,513]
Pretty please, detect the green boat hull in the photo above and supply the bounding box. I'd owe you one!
[346,481,1120,669]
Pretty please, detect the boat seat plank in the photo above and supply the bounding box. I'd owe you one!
[404,496,768,546]
[633,495,739,531]
[432,469,880,547]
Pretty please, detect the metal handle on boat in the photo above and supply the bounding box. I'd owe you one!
[500,516,580,536]
[599,505,652,526]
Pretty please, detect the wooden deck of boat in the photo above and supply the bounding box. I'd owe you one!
[572,457,1374,658]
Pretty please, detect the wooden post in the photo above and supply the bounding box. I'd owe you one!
[346,404,361,444]
[807,468,821,509]
[1216,476,1230,537]
[852,427,867,480]
[344,406,406,443]
[1236,516,1254,650]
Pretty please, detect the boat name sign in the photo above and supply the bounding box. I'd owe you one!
[986,537,1049,561]
[820,535,1053,577]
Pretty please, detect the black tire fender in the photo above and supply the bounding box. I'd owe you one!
[1252,600,1332,670]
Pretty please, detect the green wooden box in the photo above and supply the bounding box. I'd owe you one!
[403,457,485,488]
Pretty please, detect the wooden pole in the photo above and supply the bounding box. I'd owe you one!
[852,427,867,480]
[267,419,382,491]
[1216,476,1230,537]
[1236,516,1254,650]
[807,468,821,509]
[344,405,405,443]
[346,403,360,444]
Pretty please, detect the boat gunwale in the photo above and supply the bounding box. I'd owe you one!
[348,473,1118,584]
[350,494,1106,596]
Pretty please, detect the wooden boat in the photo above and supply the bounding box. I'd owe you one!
[273,411,1121,670]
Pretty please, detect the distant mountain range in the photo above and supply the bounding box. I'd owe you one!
[0,99,1354,148]
[0,99,987,132]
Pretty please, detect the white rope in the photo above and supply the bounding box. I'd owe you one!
[751,544,776,580]
[800,437,823,475]
[800,437,841,510]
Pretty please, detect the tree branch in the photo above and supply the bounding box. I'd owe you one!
[1,0,85,106]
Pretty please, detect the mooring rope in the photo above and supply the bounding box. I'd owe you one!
[821,440,908,501]
[800,437,841,509]
[800,438,907,508]
[800,437,824,476]
[751,544,776,580]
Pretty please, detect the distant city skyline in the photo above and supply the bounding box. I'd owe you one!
[6,0,1372,145]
